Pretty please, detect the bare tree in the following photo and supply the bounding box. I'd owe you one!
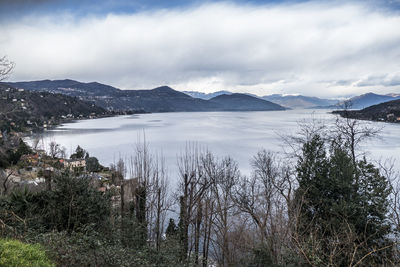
[280,116,328,159]
[48,141,62,158]
[203,153,239,266]
[0,169,13,196]
[122,136,173,250]
[332,115,382,166]
[0,56,15,81]
[146,154,172,250]
[233,150,295,265]
[177,143,210,262]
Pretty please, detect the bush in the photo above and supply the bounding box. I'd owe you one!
[0,239,54,267]
[86,157,100,172]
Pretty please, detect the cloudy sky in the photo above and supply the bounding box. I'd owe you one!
[1,0,400,98]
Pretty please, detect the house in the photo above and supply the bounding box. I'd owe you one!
[63,159,86,172]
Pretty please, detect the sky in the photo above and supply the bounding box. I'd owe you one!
[1,0,400,98]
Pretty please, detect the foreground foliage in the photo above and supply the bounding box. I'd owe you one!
[0,117,399,266]
[0,239,54,267]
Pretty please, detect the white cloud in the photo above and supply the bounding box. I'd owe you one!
[1,2,400,97]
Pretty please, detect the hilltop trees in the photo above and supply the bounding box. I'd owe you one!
[70,145,89,159]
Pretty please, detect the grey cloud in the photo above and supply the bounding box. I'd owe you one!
[356,73,400,87]
[384,74,400,86]
[333,80,355,86]
[1,2,400,98]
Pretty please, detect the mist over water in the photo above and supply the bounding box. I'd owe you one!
[33,109,400,185]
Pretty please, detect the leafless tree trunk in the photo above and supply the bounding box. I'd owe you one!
[232,150,295,265]
[0,169,13,196]
[202,153,239,266]
[202,195,214,267]
[127,136,172,249]
[150,155,170,251]
[177,143,210,262]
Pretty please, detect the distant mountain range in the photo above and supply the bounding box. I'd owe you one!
[4,80,286,112]
[331,93,400,110]
[4,80,399,112]
[260,94,338,109]
[184,90,400,110]
[183,90,233,100]
[184,90,338,109]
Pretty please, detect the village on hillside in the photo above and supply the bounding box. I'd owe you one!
[0,132,138,209]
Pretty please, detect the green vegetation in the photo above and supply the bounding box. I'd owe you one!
[0,138,32,168]
[295,134,392,265]
[0,239,54,267]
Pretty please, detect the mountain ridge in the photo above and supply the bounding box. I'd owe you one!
[4,80,286,113]
[209,93,286,111]
[329,92,400,110]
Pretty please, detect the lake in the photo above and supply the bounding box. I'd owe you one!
[32,109,400,185]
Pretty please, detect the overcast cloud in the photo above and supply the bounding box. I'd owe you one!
[1,1,400,97]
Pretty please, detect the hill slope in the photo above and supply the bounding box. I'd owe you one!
[209,93,286,111]
[8,79,119,96]
[333,99,400,122]
[5,80,286,112]
[0,84,106,132]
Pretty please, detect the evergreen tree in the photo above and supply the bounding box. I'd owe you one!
[70,145,88,159]
[85,157,100,172]
[166,218,178,238]
[294,134,393,265]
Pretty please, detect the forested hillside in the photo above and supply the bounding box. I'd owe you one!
[0,84,106,132]
[334,99,400,123]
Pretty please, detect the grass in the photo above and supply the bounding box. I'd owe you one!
[0,239,55,267]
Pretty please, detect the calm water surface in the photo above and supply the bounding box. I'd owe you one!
[34,109,400,184]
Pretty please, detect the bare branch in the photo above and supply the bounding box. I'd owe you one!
[0,56,15,81]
